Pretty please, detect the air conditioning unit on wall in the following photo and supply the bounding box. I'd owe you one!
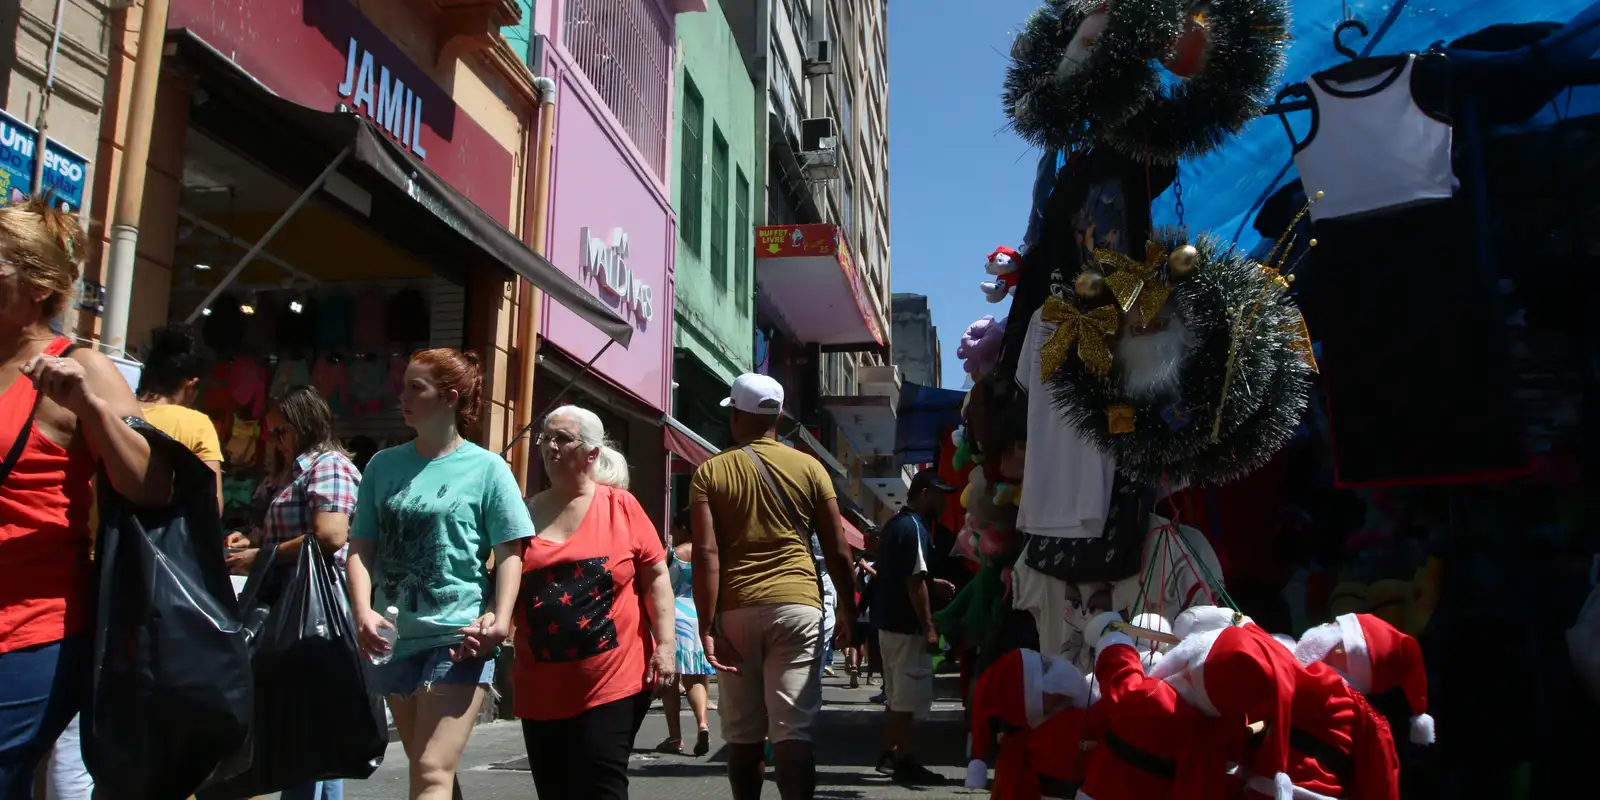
[805,39,835,76]
[799,117,839,179]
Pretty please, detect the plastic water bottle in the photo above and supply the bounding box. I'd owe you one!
[371,606,400,665]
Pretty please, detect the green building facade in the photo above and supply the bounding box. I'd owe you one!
[671,0,760,450]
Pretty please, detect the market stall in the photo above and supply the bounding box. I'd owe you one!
[931,2,1600,798]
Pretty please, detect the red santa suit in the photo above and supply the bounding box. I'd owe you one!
[967,649,1092,799]
[1078,613,1246,800]
[1151,621,1401,800]
[1294,612,1435,746]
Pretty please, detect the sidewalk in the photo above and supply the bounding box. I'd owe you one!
[337,669,980,799]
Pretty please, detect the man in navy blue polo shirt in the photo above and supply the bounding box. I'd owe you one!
[871,469,956,785]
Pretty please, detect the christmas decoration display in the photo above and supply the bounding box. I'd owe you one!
[965,649,1093,794]
[957,316,1008,378]
[1048,230,1312,485]
[1293,613,1436,745]
[1104,0,1293,164]
[981,246,1027,303]
[1003,0,1290,162]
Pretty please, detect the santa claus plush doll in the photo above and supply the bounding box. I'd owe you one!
[1151,623,1401,800]
[1294,613,1435,745]
[980,246,1025,303]
[1078,612,1243,800]
[966,649,1092,799]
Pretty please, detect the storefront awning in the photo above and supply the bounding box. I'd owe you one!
[754,224,885,350]
[893,381,968,466]
[664,415,719,474]
[167,29,633,347]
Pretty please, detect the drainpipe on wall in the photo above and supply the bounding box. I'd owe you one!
[29,0,67,196]
[511,75,558,491]
[99,0,171,356]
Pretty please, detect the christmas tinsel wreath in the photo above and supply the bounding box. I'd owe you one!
[1003,0,1181,151]
[1048,231,1311,486]
[1104,0,1292,164]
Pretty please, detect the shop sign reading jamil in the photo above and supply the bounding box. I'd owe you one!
[580,227,654,323]
[336,36,428,159]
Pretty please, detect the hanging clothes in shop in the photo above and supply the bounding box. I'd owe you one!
[1279,52,1527,486]
[1309,197,1527,487]
[1288,53,1457,222]
[1015,306,1117,539]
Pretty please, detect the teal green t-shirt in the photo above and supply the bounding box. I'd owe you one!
[352,440,535,657]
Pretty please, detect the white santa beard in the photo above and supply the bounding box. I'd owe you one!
[1116,316,1195,400]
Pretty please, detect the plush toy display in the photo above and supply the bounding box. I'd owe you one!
[958,316,1008,378]
[981,246,1026,303]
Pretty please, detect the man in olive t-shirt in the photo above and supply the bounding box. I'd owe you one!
[690,373,857,800]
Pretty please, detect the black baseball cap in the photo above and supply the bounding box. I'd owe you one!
[909,469,955,495]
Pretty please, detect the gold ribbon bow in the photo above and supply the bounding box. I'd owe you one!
[1099,241,1173,325]
[1039,296,1120,380]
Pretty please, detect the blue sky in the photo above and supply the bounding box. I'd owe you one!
[887,0,1042,390]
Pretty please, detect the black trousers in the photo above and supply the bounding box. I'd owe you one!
[522,691,653,799]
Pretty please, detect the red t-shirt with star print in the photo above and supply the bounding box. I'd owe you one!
[513,484,666,721]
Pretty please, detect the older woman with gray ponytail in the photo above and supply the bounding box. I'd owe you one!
[513,406,675,798]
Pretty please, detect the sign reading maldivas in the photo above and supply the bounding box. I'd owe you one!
[0,108,89,211]
[580,227,655,323]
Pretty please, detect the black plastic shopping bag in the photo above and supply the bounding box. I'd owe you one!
[84,421,254,800]
[201,535,387,797]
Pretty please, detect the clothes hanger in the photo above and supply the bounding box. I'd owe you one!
[1315,20,1410,84]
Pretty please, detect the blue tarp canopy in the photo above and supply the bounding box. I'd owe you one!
[1152,0,1600,249]
[894,382,968,466]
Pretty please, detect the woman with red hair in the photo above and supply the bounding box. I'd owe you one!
[346,348,535,800]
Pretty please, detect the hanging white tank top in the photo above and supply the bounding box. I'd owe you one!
[1293,54,1455,222]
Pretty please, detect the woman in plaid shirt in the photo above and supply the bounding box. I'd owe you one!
[225,384,359,800]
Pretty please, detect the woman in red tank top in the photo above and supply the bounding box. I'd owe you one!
[0,200,171,797]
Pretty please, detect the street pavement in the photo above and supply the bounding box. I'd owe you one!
[336,666,981,799]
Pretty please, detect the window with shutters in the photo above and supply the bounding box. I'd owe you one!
[735,169,751,314]
[679,78,704,255]
[710,128,730,290]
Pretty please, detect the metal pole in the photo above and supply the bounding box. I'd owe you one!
[511,76,558,489]
[100,0,171,356]
[501,339,614,458]
[29,0,67,196]
[184,144,353,324]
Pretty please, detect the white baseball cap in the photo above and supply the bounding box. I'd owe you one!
[721,373,785,415]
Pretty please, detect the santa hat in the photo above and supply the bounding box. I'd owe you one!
[965,649,1088,789]
[1151,626,1302,800]
[1295,613,1434,745]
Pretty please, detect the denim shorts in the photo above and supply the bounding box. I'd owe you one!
[368,644,496,697]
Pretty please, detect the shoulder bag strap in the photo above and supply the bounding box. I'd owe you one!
[741,446,824,586]
[0,342,78,486]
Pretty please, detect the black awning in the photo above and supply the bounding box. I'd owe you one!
[167,29,633,347]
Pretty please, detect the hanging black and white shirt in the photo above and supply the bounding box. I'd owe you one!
[1292,53,1456,222]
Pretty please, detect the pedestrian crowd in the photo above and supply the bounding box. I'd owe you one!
[0,203,948,800]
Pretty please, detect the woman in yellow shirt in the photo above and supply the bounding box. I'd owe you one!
[135,324,224,511]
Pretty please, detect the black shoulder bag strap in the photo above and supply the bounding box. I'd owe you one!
[740,445,826,594]
[0,343,77,486]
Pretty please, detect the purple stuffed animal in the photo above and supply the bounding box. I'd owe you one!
[957,315,1007,377]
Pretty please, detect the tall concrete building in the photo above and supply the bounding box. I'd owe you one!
[891,293,940,389]
[717,0,900,525]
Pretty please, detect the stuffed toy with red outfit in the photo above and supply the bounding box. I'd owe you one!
[966,649,1092,798]
[1077,612,1243,800]
[1151,613,1402,800]
[980,246,1025,303]
[1293,613,1435,745]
